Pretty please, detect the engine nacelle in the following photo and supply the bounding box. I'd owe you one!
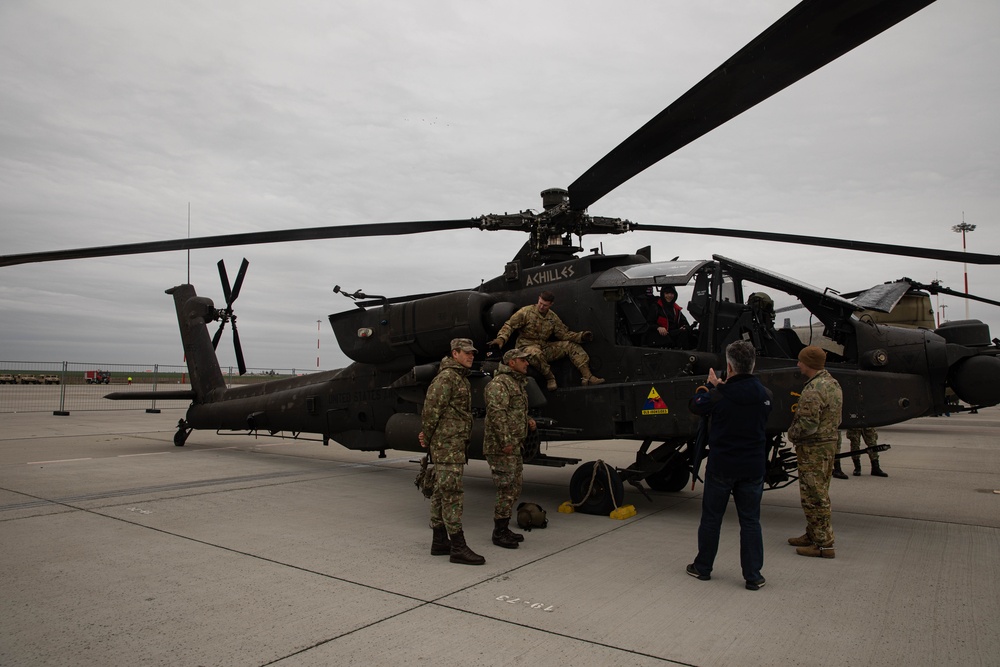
[330,291,499,364]
[949,354,1000,407]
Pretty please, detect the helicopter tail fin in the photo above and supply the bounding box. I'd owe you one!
[167,284,227,401]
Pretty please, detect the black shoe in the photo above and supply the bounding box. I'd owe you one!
[832,468,848,480]
[686,563,710,581]
[745,578,766,591]
[871,463,888,477]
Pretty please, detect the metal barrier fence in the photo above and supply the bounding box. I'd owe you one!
[0,361,315,415]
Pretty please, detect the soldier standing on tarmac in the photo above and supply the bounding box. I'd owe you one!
[484,348,537,549]
[488,290,603,391]
[832,432,849,479]
[848,427,888,477]
[787,345,843,559]
[419,338,485,566]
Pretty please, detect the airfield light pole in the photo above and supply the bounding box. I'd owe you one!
[952,215,976,320]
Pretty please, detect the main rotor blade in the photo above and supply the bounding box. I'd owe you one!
[629,223,1000,265]
[914,283,1000,308]
[0,220,479,268]
[568,0,937,211]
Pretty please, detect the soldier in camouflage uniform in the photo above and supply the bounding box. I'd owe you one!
[419,338,485,565]
[847,427,888,477]
[786,345,843,559]
[488,290,604,391]
[484,348,537,549]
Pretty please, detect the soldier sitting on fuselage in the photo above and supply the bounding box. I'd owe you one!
[488,290,603,391]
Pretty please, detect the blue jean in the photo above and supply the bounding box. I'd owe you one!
[693,472,764,582]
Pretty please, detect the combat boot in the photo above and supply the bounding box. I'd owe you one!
[544,373,557,392]
[796,544,836,559]
[852,458,862,476]
[832,460,848,479]
[431,525,451,556]
[448,531,485,565]
[787,533,812,547]
[492,518,519,549]
[504,522,525,543]
[580,365,605,386]
[871,461,888,477]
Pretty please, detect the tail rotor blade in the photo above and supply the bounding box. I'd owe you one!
[217,260,233,305]
[212,321,227,350]
[231,321,247,376]
[229,258,249,304]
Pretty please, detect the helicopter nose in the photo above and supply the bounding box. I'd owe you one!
[948,355,1000,407]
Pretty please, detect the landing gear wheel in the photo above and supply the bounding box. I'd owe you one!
[569,461,625,515]
[647,460,690,492]
[174,420,192,447]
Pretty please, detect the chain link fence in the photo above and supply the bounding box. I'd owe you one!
[0,361,316,415]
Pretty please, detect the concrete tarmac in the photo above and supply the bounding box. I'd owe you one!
[1,407,998,666]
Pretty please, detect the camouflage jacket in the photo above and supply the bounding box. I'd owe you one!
[497,305,584,348]
[787,369,843,445]
[421,356,473,464]
[484,364,530,456]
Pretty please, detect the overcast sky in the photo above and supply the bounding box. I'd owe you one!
[1,0,997,372]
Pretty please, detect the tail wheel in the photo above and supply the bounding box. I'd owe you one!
[569,460,624,515]
[174,420,192,447]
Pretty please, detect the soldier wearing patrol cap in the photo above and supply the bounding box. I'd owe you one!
[787,345,843,559]
[419,337,485,565]
[484,348,537,549]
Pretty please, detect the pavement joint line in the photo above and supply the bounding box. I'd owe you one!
[25,457,93,465]
[0,461,417,514]
[0,429,177,443]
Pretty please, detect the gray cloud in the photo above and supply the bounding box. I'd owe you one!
[1,0,997,371]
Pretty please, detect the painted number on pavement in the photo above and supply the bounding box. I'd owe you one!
[496,594,554,612]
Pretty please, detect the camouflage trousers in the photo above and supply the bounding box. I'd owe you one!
[429,463,465,535]
[521,341,589,379]
[795,440,837,547]
[847,428,879,462]
[486,452,523,520]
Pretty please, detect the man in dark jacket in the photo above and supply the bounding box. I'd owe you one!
[686,340,773,590]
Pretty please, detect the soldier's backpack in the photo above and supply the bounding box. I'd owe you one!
[516,502,548,530]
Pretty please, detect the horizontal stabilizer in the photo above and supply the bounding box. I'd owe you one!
[105,390,196,401]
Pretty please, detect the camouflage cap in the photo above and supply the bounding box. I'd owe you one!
[450,337,478,353]
[502,348,530,364]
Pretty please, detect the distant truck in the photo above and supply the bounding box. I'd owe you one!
[0,373,14,384]
[84,370,111,385]
[17,375,41,384]
[41,375,61,385]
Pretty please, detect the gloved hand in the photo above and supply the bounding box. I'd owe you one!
[581,331,593,342]
[488,337,505,348]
